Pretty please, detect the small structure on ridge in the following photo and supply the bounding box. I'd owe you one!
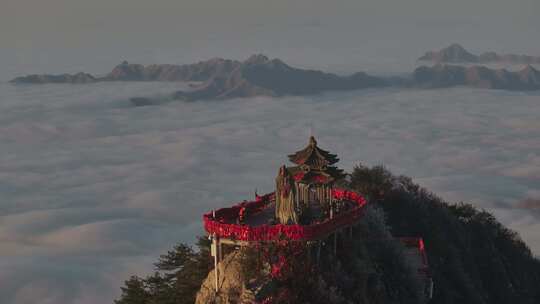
[201,136,433,300]
[275,136,345,224]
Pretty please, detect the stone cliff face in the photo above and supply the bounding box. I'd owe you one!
[195,251,258,304]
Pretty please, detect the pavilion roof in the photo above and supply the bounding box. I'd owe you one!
[288,136,339,169]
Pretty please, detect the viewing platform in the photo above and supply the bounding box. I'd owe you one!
[203,188,367,245]
[201,136,432,299]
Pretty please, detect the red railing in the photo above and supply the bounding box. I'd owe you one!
[400,237,431,277]
[203,188,367,242]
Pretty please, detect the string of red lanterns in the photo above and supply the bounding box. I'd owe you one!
[203,188,367,242]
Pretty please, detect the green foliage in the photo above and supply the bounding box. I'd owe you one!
[115,276,150,304]
[357,205,424,304]
[350,164,394,201]
[115,236,212,304]
[350,164,540,304]
[239,245,265,282]
[241,241,320,303]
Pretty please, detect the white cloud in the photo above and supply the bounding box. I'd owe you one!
[1,82,540,303]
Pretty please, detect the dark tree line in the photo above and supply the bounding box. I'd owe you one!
[115,237,212,304]
[350,164,540,304]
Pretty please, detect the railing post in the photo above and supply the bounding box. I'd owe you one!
[218,239,223,262]
[212,233,219,292]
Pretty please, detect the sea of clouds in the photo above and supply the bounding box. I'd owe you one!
[1,82,540,304]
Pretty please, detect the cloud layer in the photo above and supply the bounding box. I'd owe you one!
[1,82,540,303]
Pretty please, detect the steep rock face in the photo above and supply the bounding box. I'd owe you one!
[195,251,256,304]
[413,64,540,90]
[420,44,540,64]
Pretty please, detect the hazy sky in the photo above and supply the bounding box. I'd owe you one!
[2,0,540,80]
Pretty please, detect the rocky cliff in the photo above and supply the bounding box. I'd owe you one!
[195,251,258,304]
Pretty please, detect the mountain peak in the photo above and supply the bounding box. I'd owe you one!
[419,44,479,63]
[447,43,467,51]
[244,54,270,65]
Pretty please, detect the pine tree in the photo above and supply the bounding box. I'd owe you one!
[115,276,150,304]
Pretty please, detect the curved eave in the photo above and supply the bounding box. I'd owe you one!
[288,146,339,166]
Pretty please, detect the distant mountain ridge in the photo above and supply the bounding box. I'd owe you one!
[10,72,97,84]
[10,58,243,84]
[419,43,540,64]
[173,54,388,101]
[9,53,540,104]
[10,55,390,102]
[413,64,540,90]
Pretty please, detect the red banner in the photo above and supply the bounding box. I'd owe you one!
[203,188,367,242]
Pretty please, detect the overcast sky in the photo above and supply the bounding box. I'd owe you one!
[1,0,540,80]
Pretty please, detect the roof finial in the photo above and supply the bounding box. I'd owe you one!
[309,135,317,147]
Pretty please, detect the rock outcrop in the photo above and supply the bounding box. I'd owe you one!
[419,43,540,64]
[195,251,258,304]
